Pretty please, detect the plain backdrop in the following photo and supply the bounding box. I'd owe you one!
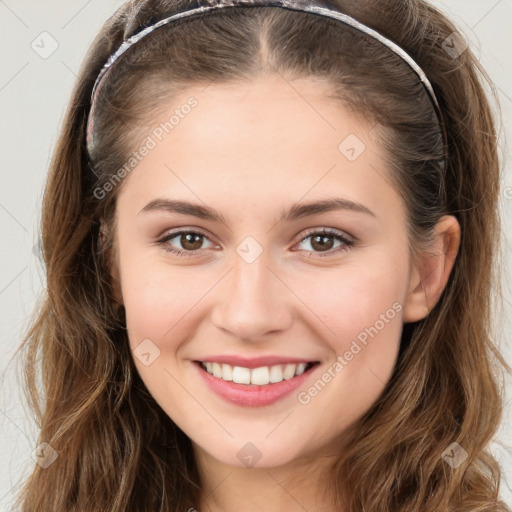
[1,0,511,509]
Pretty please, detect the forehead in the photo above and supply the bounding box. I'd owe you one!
[116,74,401,225]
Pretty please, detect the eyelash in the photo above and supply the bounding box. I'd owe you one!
[156,228,354,258]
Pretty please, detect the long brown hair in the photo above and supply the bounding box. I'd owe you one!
[10,0,511,510]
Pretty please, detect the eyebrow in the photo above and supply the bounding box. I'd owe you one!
[138,197,376,223]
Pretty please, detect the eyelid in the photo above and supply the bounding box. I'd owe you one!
[157,227,218,249]
[295,227,354,245]
[157,226,215,242]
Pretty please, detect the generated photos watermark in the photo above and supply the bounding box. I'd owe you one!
[92,96,198,200]
[297,301,403,405]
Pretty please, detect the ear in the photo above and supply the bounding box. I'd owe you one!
[99,219,124,306]
[402,215,460,323]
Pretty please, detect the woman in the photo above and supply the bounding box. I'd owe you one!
[13,0,511,510]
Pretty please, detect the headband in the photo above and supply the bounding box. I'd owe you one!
[86,0,446,162]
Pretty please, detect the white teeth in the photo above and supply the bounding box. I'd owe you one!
[282,364,296,380]
[295,363,307,376]
[232,366,251,384]
[200,361,313,385]
[221,363,233,381]
[211,362,222,378]
[269,365,283,383]
[250,366,270,386]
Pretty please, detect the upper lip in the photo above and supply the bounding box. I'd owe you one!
[194,355,319,369]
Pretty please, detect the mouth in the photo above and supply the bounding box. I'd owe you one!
[194,360,320,386]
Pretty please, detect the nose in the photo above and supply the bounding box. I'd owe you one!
[211,248,293,342]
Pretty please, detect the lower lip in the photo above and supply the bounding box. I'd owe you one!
[194,361,319,407]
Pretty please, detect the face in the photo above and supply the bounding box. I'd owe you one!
[110,74,414,470]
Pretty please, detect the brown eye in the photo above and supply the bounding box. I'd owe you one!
[157,230,214,256]
[310,233,336,252]
[178,232,204,251]
[296,229,354,257]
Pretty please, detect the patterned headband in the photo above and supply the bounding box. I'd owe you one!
[85,0,446,161]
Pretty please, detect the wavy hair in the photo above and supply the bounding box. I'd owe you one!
[10,0,511,510]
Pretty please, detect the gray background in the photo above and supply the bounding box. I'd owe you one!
[1,0,511,509]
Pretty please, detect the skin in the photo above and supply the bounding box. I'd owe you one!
[106,74,460,511]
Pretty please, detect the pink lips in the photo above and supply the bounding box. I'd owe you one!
[193,359,319,407]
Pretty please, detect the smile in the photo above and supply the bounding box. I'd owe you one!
[194,360,320,407]
[199,361,316,386]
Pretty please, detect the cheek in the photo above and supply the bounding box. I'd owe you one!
[119,249,208,350]
[300,259,405,334]
[119,258,209,406]
[290,263,405,426]
[295,256,406,380]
